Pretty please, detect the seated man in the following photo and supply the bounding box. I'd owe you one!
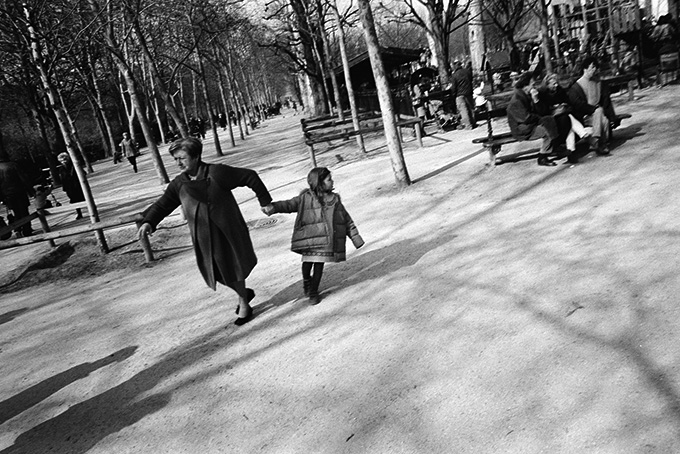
[507,72,561,167]
[567,56,617,155]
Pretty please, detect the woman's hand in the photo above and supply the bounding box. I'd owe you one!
[138,222,153,240]
[261,204,275,216]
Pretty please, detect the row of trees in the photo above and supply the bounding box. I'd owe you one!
[0,0,561,195]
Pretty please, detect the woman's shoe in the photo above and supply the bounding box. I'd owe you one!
[235,288,255,315]
[234,305,253,326]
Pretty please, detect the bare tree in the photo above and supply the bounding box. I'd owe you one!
[380,0,469,84]
[356,0,410,186]
[86,0,169,185]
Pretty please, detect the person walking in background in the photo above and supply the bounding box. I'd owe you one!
[451,60,477,130]
[57,152,85,220]
[119,132,139,173]
[0,150,35,237]
[262,167,364,305]
[137,138,273,326]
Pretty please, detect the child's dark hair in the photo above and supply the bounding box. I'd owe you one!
[307,167,331,204]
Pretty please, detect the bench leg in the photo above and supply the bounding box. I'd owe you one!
[627,80,634,102]
[307,144,317,168]
[414,122,423,148]
[37,211,56,247]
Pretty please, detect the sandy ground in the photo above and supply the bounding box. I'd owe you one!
[2,83,680,453]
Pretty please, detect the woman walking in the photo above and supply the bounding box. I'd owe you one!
[138,138,272,325]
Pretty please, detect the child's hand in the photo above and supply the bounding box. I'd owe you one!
[352,235,365,249]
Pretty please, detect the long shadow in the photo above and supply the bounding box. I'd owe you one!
[0,308,28,326]
[412,148,486,183]
[0,347,137,425]
[257,235,459,314]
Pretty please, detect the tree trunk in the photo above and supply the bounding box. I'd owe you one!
[426,8,451,84]
[129,14,188,138]
[31,107,60,185]
[87,0,168,185]
[538,0,554,73]
[225,49,249,136]
[178,68,190,126]
[317,0,343,119]
[56,83,94,173]
[24,5,108,252]
[468,0,486,73]
[195,50,223,156]
[332,0,364,152]
[356,0,410,186]
[214,52,236,147]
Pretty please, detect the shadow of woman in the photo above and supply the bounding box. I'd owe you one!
[0,346,138,425]
[0,308,28,326]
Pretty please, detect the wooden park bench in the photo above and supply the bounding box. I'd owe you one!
[301,113,424,166]
[472,112,632,166]
[601,73,637,102]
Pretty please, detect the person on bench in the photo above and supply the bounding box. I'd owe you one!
[536,72,592,164]
[507,72,561,167]
[567,56,618,156]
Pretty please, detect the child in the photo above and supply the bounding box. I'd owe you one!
[262,167,364,305]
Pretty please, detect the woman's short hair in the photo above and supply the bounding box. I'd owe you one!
[169,137,202,158]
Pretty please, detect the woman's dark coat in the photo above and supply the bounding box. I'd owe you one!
[142,163,272,290]
[59,164,85,204]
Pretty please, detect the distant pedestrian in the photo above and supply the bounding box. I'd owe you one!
[0,150,35,237]
[262,167,364,305]
[451,60,477,130]
[119,132,139,173]
[57,152,84,220]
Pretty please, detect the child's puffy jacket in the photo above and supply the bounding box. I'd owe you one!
[271,189,363,255]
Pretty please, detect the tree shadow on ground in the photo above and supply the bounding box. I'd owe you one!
[412,148,486,183]
[256,235,459,315]
[515,295,680,438]
[0,308,28,326]
[0,347,138,425]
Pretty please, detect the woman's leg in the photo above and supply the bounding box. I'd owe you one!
[568,114,590,138]
[566,129,576,152]
[228,280,254,325]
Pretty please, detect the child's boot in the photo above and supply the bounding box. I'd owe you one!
[303,278,311,297]
[308,290,321,305]
[308,276,322,305]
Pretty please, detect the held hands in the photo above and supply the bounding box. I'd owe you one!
[137,222,153,240]
[261,204,275,216]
